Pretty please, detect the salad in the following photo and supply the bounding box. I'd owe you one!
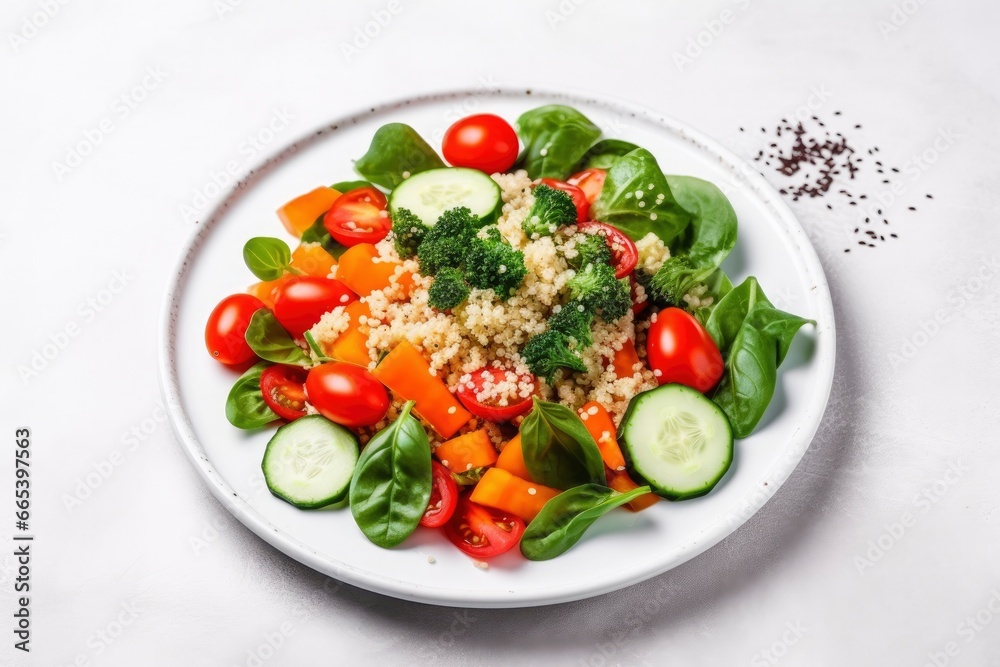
[204,106,813,562]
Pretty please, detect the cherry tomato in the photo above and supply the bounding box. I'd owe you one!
[646,307,724,393]
[567,168,607,204]
[577,222,639,279]
[205,294,266,365]
[420,461,459,528]
[304,362,389,428]
[259,365,308,421]
[323,187,391,246]
[455,367,535,422]
[442,114,519,174]
[272,276,357,338]
[443,497,525,558]
[539,178,589,222]
[630,275,649,316]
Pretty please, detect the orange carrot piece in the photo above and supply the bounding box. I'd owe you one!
[608,469,660,512]
[612,339,641,378]
[469,468,560,522]
[336,243,411,297]
[371,340,471,438]
[329,301,371,367]
[434,429,498,473]
[276,186,340,237]
[495,435,535,482]
[290,242,336,278]
[577,401,626,471]
[247,274,293,310]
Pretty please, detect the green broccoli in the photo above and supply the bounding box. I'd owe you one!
[522,185,577,238]
[464,230,527,296]
[416,207,480,275]
[548,299,593,348]
[520,329,588,384]
[391,208,429,258]
[567,262,632,321]
[427,267,470,310]
[647,256,696,306]
[566,232,611,271]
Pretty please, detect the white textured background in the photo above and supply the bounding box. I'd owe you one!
[2,0,999,665]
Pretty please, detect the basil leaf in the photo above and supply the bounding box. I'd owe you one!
[244,310,311,366]
[590,148,692,246]
[520,483,651,561]
[225,362,279,429]
[299,214,348,259]
[515,105,602,180]
[577,138,639,171]
[354,123,445,190]
[520,398,606,490]
[243,237,292,281]
[330,179,375,193]
[349,401,432,548]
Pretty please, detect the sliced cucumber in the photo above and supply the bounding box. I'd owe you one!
[619,384,733,501]
[388,167,502,226]
[262,415,359,509]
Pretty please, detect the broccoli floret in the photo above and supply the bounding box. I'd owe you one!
[416,207,480,275]
[567,262,632,321]
[427,267,470,310]
[566,232,611,271]
[464,230,527,296]
[391,208,429,258]
[548,300,593,348]
[647,256,696,306]
[520,329,588,384]
[522,185,577,238]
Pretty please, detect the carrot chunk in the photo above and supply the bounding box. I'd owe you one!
[434,429,498,473]
[577,401,626,471]
[276,186,340,237]
[469,468,560,522]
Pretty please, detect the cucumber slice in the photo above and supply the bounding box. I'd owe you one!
[619,384,733,500]
[388,167,502,226]
[261,415,359,509]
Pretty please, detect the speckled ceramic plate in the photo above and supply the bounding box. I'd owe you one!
[159,88,835,608]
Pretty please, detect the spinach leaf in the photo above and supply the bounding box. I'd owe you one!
[708,278,814,438]
[349,401,432,548]
[225,362,278,429]
[243,237,293,281]
[520,398,606,490]
[299,214,348,259]
[515,105,602,180]
[520,483,651,561]
[354,123,445,190]
[244,310,311,366]
[577,138,639,171]
[330,179,375,193]
[590,148,692,246]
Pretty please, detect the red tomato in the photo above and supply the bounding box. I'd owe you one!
[567,168,607,204]
[420,461,459,528]
[455,367,535,422]
[304,362,389,428]
[577,222,638,279]
[272,277,357,338]
[324,187,391,246]
[205,294,265,365]
[630,275,649,316]
[442,114,519,174]
[443,497,525,558]
[646,308,724,393]
[260,365,308,421]
[539,178,589,222]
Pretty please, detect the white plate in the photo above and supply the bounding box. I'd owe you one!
[159,88,835,608]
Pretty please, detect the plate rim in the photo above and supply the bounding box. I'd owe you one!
[158,86,836,608]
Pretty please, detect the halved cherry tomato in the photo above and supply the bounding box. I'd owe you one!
[567,168,607,204]
[205,294,266,365]
[630,275,649,315]
[305,362,389,428]
[272,276,357,338]
[577,221,638,279]
[442,114,519,174]
[539,178,589,222]
[646,307,724,393]
[259,365,308,421]
[443,497,525,558]
[420,461,459,528]
[455,367,535,422]
[323,187,391,247]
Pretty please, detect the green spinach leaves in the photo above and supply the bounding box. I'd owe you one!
[520,398,606,490]
[225,362,278,429]
[515,105,602,180]
[354,123,444,190]
[299,214,348,259]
